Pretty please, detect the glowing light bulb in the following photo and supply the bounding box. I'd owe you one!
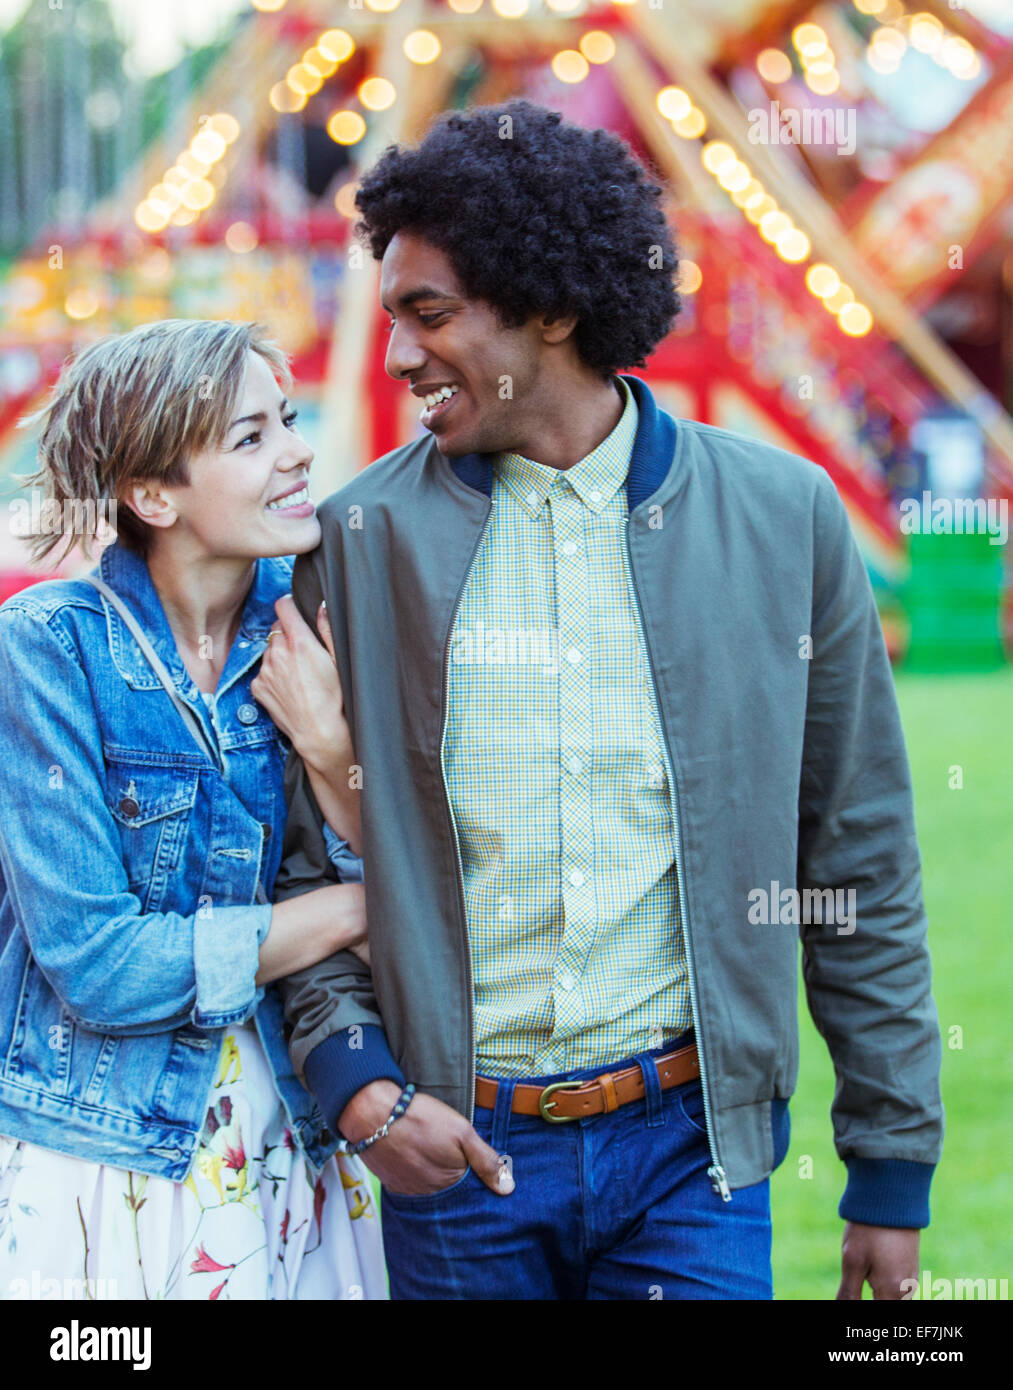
[552,50,589,83]
[825,283,856,314]
[839,302,873,335]
[404,30,441,64]
[191,131,227,163]
[225,221,258,253]
[135,202,167,233]
[180,178,214,211]
[757,49,792,84]
[580,31,616,65]
[207,113,240,144]
[679,260,703,293]
[64,286,100,319]
[805,69,841,94]
[334,182,359,219]
[327,110,367,144]
[673,108,707,139]
[287,63,323,96]
[318,30,355,62]
[358,78,396,111]
[759,210,792,243]
[702,141,736,174]
[776,228,811,262]
[805,263,840,298]
[657,87,691,122]
[792,23,828,59]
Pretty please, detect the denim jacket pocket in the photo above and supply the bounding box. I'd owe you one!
[104,759,200,911]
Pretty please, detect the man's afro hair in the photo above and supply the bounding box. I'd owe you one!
[355,100,680,378]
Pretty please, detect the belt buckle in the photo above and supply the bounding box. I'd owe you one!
[538,1079,584,1123]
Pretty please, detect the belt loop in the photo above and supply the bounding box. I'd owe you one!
[491,1076,516,1153]
[636,1052,666,1129]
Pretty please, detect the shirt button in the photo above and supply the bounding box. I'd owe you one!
[568,868,585,887]
[588,490,603,504]
[566,647,582,665]
[558,970,575,992]
[567,755,583,775]
[561,540,578,556]
[237,703,259,725]
[238,640,250,649]
[526,490,539,509]
[119,796,140,818]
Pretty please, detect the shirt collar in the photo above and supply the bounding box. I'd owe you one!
[494,376,638,518]
[96,539,291,691]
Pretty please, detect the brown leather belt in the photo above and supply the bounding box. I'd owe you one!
[474,1040,700,1123]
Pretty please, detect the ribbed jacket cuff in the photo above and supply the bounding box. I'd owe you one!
[304,1025,406,1137]
[839,1157,936,1229]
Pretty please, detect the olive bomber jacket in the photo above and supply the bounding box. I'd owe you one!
[274,374,944,1227]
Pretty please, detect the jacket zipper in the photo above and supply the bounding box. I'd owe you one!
[438,498,495,1123]
[622,514,731,1202]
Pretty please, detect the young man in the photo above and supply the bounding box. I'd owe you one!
[274,100,943,1300]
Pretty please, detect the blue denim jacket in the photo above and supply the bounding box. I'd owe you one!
[0,540,340,1179]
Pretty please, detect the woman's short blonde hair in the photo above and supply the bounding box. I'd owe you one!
[18,319,292,564]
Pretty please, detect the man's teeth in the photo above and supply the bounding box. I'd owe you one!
[267,485,309,511]
[423,384,460,409]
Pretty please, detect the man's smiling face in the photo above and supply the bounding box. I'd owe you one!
[380,231,547,458]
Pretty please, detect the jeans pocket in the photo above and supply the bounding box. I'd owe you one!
[674,1080,709,1137]
[380,1164,473,1208]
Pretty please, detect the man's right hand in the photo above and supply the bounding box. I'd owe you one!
[339,1079,514,1198]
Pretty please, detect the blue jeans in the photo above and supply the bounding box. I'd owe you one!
[379,1036,773,1300]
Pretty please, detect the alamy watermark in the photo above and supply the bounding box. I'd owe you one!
[748,102,857,157]
[898,491,1007,546]
[8,1272,118,1300]
[8,492,117,541]
[49,1318,151,1370]
[747,881,856,935]
[452,623,560,673]
[901,1269,1009,1300]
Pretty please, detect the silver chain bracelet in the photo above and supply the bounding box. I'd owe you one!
[335,1083,416,1155]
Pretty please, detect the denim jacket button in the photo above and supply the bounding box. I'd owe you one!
[237,703,258,725]
[119,796,140,818]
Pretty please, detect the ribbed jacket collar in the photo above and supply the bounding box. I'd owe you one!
[446,373,676,514]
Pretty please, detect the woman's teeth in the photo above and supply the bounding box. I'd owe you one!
[423,384,459,409]
[266,485,309,511]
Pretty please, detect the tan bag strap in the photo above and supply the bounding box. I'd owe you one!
[82,573,269,905]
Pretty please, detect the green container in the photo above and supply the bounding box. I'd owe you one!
[902,527,1007,672]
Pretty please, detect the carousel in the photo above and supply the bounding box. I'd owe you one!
[2,0,1011,667]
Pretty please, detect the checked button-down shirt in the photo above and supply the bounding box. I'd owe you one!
[443,375,692,1077]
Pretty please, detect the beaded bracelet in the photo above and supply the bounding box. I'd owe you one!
[335,1083,416,1156]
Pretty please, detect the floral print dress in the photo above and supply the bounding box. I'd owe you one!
[0,1021,388,1300]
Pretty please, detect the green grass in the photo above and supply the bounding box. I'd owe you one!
[771,667,1013,1299]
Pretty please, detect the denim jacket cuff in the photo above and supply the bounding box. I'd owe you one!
[191,902,273,1029]
[839,1156,936,1229]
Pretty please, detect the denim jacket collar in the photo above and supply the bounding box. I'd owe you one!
[96,541,288,695]
[444,373,677,513]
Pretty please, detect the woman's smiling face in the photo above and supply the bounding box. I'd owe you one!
[135,350,321,560]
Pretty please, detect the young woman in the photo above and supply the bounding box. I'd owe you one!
[0,319,385,1300]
